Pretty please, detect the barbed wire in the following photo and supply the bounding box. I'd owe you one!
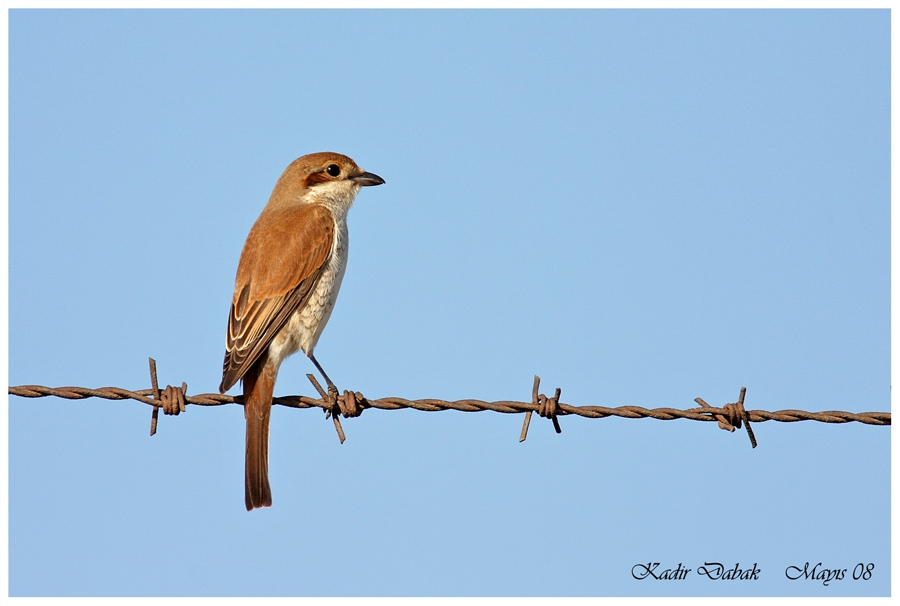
[8,358,890,448]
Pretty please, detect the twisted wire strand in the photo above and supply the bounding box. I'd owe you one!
[8,384,890,426]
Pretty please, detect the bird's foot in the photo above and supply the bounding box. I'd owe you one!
[326,383,339,407]
[325,382,367,418]
[305,374,365,418]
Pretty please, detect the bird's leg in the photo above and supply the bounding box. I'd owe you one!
[309,353,339,404]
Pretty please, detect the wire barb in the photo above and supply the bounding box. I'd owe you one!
[149,358,160,436]
[695,387,756,448]
[518,377,537,442]
[338,390,368,418]
[519,376,563,442]
[306,373,346,444]
[148,358,188,436]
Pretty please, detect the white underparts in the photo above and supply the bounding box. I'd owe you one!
[264,181,360,373]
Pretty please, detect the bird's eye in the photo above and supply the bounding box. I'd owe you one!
[326,164,341,177]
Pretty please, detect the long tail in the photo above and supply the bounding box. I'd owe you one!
[243,359,274,511]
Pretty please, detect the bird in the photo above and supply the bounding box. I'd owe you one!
[219,152,384,511]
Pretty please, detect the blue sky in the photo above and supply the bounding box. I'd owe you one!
[8,9,890,597]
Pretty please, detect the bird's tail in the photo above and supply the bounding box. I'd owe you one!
[243,359,274,511]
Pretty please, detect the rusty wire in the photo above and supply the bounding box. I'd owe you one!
[8,358,890,448]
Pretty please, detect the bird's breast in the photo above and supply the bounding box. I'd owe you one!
[267,219,349,367]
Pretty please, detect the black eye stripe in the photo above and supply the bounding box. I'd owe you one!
[326,164,341,177]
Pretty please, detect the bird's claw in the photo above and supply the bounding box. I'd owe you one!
[326,383,339,406]
[328,386,366,418]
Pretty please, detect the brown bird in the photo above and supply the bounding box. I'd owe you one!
[219,152,384,510]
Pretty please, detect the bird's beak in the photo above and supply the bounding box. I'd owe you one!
[351,171,385,187]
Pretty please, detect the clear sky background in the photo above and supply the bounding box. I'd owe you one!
[8,9,890,597]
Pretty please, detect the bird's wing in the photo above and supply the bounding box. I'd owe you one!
[220,204,335,393]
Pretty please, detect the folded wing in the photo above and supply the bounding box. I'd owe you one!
[220,204,335,393]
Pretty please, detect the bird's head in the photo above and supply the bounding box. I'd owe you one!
[270,152,384,212]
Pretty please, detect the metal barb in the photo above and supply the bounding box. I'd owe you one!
[149,357,161,436]
[307,373,345,444]
[161,383,187,416]
[737,387,757,448]
[695,387,756,448]
[306,373,327,399]
[550,387,562,433]
[518,376,540,442]
[519,376,562,440]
